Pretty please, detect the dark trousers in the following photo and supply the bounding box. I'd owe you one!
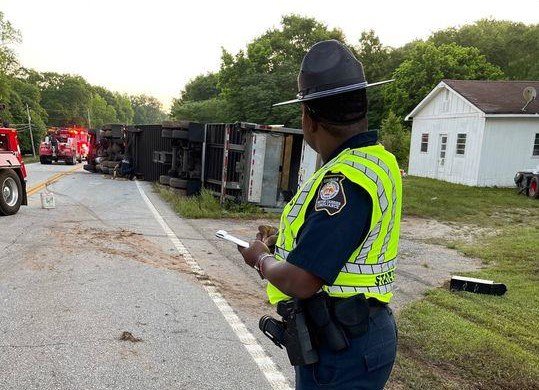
[295,306,397,390]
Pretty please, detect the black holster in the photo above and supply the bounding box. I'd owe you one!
[259,299,319,366]
[259,293,372,366]
[304,293,349,352]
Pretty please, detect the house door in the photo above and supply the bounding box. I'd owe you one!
[437,134,448,177]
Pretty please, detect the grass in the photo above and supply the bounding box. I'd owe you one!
[403,176,538,227]
[390,176,539,390]
[155,184,277,220]
[22,154,40,164]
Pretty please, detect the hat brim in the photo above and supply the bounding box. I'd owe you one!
[273,79,394,107]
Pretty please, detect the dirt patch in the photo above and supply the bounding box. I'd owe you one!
[401,217,498,244]
[48,226,192,275]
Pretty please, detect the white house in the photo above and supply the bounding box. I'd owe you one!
[406,80,539,186]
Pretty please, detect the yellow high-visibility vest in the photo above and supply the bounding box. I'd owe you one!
[267,144,402,305]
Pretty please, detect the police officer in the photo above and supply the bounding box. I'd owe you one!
[238,40,402,390]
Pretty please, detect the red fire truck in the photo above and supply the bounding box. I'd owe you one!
[39,126,88,165]
[0,127,27,215]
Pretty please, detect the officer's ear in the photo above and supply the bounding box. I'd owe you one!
[302,104,319,135]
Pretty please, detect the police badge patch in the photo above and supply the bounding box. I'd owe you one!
[315,175,347,215]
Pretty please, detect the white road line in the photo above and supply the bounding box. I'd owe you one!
[136,181,292,390]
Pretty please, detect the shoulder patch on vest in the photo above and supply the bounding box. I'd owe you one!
[314,174,347,216]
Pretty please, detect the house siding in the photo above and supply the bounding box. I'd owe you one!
[408,86,485,185]
[477,118,539,186]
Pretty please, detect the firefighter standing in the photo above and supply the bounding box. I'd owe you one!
[238,40,402,390]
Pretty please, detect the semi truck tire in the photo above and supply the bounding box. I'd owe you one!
[83,164,95,172]
[159,175,171,185]
[162,129,173,138]
[169,178,188,189]
[0,169,23,216]
[529,177,539,199]
[40,156,51,165]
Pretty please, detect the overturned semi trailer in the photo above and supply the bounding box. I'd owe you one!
[203,122,318,208]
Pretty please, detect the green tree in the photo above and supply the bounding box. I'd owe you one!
[429,19,539,80]
[179,73,220,103]
[36,72,92,126]
[379,111,410,168]
[89,93,118,128]
[218,15,346,127]
[130,94,168,124]
[113,93,134,123]
[171,97,231,123]
[383,42,504,119]
[355,30,403,129]
[0,11,21,73]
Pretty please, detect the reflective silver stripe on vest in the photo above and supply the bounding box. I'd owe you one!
[341,159,390,262]
[342,259,396,275]
[325,283,394,295]
[350,151,398,263]
[286,176,319,224]
[274,246,290,260]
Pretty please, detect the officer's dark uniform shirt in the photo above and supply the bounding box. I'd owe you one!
[286,131,377,284]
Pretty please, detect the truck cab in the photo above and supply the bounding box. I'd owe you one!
[0,127,27,215]
[40,127,79,165]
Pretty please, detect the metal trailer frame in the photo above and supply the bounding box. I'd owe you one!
[203,122,317,208]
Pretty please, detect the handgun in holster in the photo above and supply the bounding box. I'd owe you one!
[259,299,318,366]
[259,293,372,366]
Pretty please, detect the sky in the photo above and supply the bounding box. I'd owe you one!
[2,0,538,109]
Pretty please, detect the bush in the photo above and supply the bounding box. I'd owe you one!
[379,111,410,169]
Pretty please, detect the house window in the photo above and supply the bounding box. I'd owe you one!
[534,134,539,156]
[421,133,429,152]
[456,133,467,155]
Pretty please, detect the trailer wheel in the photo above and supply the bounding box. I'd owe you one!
[162,129,173,138]
[83,164,95,172]
[169,178,188,189]
[529,177,539,199]
[0,169,23,216]
[159,175,171,185]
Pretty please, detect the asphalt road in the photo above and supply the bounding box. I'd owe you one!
[24,161,79,189]
[1,164,481,389]
[1,164,288,390]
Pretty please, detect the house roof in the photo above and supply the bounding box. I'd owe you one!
[405,79,539,120]
[443,79,539,115]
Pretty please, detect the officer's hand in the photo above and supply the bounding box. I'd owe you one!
[238,240,270,268]
[256,225,278,240]
[256,225,278,254]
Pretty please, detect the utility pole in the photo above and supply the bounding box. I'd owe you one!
[26,104,36,157]
[87,107,92,129]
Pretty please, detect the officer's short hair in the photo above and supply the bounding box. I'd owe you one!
[303,89,368,128]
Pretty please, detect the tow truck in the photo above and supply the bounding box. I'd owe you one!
[39,126,87,165]
[0,126,27,215]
